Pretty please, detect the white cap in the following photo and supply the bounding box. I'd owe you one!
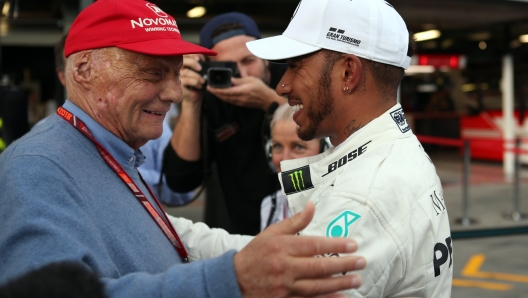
[246,0,412,69]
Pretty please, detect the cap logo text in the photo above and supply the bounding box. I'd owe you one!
[326,27,361,47]
[146,3,168,18]
[130,17,179,33]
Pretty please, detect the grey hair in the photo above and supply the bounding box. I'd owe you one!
[270,103,294,131]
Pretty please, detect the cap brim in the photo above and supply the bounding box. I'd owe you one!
[117,38,217,56]
[246,35,320,61]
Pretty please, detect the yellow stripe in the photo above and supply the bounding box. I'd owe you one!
[462,254,486,276]
[462,254,528,283]
[452,278,513,291]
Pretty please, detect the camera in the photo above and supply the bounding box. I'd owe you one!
[199,61,240,89]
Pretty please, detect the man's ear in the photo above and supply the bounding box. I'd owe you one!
[341,54,363,92]
[71,51,93,89]
[56,69,66,87]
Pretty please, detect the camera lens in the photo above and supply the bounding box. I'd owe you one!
[207,68,232,88]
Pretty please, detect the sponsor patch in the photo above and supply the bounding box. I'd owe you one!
[322,141,371,177]
[326,211,361,238]
[281,165,314,195]
[390,108,410,133]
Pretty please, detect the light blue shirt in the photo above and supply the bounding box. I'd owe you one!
[35,101,194,206]
[138,121,194,206]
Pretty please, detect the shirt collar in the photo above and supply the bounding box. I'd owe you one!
[63,100,146,168]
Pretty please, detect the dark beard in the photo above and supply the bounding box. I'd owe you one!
[297,64,334,141]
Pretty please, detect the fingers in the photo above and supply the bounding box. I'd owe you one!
[262,201,315,236]
[182,54,203,71]
[291,256,366,279]
[285,236,358,256]
[292,274,362,297]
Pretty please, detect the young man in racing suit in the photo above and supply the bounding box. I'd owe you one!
[246,0,453,296]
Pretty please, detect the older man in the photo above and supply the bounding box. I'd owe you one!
[247,0,453,297]
[0,1,367,297]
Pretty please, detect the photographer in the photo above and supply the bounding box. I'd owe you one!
[163,12,286,235]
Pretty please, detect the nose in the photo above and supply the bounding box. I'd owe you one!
[276,71,292,96]
[282,148,293,161]
[159,74,183,104]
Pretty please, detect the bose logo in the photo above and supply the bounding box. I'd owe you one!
[322,141,371,177]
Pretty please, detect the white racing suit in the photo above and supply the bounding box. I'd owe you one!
[168,215,253,261]
[279,104,452,297]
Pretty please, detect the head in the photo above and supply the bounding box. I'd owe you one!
[64,0,215,149]
[270,103,321,172]
[200,12,270,84]
[247,0,415,146]
[54,34,67,86]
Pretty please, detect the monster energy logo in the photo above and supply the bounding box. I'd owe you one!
[281,165,314,195]
[289,170,305,191]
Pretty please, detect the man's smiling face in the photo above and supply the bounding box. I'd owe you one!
[278,51,338,141]
[90,48,184,149]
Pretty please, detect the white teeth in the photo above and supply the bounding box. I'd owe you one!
[291,104,304,112]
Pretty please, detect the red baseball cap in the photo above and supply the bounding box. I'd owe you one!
[65,0,216,57]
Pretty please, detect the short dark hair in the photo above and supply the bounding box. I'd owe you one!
[322,30,416,100]
[362,30,416,100]
[54,34,68,72]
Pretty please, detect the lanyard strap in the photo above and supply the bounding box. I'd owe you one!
[57,106,189,263]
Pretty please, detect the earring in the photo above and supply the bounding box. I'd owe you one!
[343,86,352,94]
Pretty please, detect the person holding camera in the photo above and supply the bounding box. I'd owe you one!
[163,12,287,235]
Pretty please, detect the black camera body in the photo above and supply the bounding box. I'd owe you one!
[199,61,240,89]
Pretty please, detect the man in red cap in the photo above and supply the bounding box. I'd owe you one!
[0,1,366,297]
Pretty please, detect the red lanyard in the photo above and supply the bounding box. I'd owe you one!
[57,106,189,263]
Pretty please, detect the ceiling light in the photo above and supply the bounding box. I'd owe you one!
[417,84,438,93]
[187,6,206,18]
[461,84,477,92]
[405,65,435,75]
[479,41,487,50]
[469,32,491,41]
[414,30,441,42]
[441,39,454,49]
[520,34,528,43]
[2,1,10,16]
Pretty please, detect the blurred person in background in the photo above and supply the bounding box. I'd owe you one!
[247,0,452,296]
[261,103,328,230]
[0,1,367,297]
[163,12,287,235]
